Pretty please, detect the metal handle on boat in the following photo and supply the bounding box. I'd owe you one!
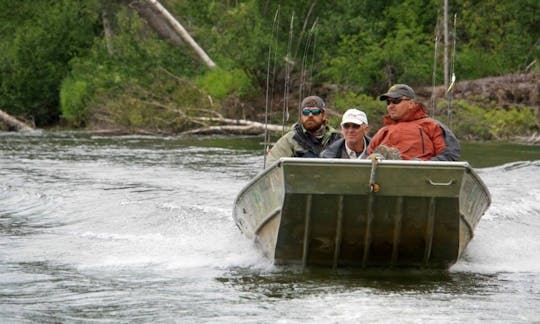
[426,178,455,186]
[369,154,382,192]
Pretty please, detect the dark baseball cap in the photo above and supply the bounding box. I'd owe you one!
[379,84,416,101]
[301,96,325,110]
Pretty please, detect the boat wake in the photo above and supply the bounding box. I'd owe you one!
[1,136,538,276]
[453,160,540,273]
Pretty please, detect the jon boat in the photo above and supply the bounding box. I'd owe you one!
[233,158,491,269]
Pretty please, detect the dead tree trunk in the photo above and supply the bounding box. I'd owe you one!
[119,0,185,46]
[181,117,287,135]
[0,109,33,132]
[146,0,216,69]
[120,0,216,69]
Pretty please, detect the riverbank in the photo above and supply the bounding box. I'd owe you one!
[1,72,539,144]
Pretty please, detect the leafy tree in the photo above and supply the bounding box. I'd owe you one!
[455,0,540,77]
[60,4,200,126]
[0,0,100,125]
[0,0,538,134]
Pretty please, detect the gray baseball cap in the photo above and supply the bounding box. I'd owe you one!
[379,84,416,101]
[301,96,325,110]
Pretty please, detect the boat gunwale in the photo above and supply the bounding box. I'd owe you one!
[234,158,491,204]
[232,160,282,209]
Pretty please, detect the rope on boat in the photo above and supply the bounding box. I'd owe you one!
[364,154,383,266]
[369,154,382,192]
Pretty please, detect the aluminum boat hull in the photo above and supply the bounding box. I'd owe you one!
[233,158,491,269]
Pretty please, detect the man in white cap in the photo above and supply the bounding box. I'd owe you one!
[321,108,371,159]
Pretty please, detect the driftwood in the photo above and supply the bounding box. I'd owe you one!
[0,109,33,132]
[515,132,540,145]
[181,117,289,135]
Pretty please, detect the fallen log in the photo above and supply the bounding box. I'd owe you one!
[182,117,289,135]
[514,132,540,145]
[0,109,34,132]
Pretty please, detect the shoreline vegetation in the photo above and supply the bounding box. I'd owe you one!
[1,1,538,143]
[2,109,539,146]
[3,70,539,143]
[1,71,539,145]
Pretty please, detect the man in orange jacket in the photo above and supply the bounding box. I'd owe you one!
[367,84,460,161]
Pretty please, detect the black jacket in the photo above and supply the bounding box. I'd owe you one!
[320,137,371,158]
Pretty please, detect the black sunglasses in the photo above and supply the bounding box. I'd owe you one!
[342,123,361,129]
[386,98,410,105]
[301,108,323,116]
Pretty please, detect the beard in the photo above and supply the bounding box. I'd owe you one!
[303,118,324,132]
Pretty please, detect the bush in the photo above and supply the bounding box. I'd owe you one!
[484,106,537,140]
[59,5,201,127]
[195,67,253,101]
[0,0,100,125]
[436,100,538,140]
[60,77,90,126]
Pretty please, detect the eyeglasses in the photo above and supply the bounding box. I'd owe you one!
[342,123,361,129]
[301,108,323,116]
[386,98,411,105]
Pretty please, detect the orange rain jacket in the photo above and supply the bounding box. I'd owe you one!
[367,104,460,161]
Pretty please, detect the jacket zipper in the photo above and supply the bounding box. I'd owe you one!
[419,129,425,153]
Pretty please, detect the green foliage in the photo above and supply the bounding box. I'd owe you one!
[455,0,540,76]
[195,68,252,101]
[0,0,100,125]
[59,5,201,126]
[436,100,538,140]
[484,107,537,140]
[60,77,90,126]
[0,0,538,135]
[319,0,436,92]
[89,76,207,133]
[438,101,491,140]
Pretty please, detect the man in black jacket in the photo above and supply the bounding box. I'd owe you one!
[321,108,371,159]
[266,96,341,165]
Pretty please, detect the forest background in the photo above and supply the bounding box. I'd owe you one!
[1,0,539,142]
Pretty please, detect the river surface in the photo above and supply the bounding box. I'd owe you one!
[1,131,539,323]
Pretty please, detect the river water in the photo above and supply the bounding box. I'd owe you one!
[1,131,539,323]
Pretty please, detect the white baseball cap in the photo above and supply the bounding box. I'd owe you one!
[340,108,368,126]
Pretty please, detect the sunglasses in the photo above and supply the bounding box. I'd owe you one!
[301,108,323,116]
[342,123,361,129]
[386,98,410,105]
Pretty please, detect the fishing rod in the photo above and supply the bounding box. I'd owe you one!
[430,12,441,117]
[308,20,318,96]
[283,12,295,132]
[263,7,280,169]
[446,13,457,127]
[299,18,318,102]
